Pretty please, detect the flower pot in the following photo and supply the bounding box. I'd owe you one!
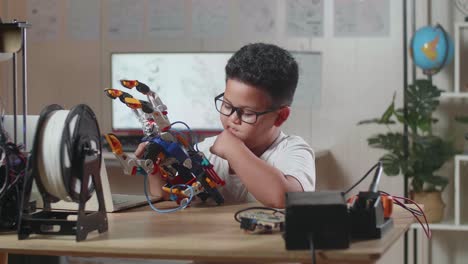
[411,191,445,223]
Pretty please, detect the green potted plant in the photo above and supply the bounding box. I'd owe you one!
[359,79,457,223]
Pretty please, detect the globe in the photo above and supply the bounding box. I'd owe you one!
[410,24,454,75]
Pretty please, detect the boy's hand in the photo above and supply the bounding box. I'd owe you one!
[210,130,244,159]
[134,141,149,158]
[133,141,168,199]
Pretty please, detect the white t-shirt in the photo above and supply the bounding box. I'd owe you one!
[196,131,316,203]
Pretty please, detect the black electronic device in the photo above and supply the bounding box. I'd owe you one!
[348,161,393,239]
[349,191,394,239]
[284,191,350,250]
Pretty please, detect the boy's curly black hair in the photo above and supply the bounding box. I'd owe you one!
[225,43,299,107]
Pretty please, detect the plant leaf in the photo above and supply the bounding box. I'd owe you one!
[455,116,468,124]
[358,118,387,125]
[358,94,396,125]
[380,153,401,176]
[424,175,449,186]
[411,135,456,174]
[418,118,431,132]
[394,109,405,123]
[406,79,442,132]
[380,93,395,123]
[368,133,405,155]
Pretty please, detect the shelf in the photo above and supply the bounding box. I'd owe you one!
[455,154,468,161]
[411,222,468,231]
[440,92,468,99]
[455,22,468,28]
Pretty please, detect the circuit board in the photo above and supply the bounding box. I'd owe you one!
[238,211,285,234]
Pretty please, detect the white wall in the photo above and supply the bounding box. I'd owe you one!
[1,0,466,263]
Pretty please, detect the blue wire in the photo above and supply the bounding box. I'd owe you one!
[170,121,198,149]
[141,120,198,213]
[170,120,192,130]
[143,173,194,213]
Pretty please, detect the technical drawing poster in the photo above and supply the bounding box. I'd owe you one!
[292,52,322,109]
[27,0,60,41]
[147,0,185,37]
[286,0,323,38]
[238,0,276,37]
[67,0,100,40]
[107,0,145,39]
[334,0,390,37]
[191,0,230,37]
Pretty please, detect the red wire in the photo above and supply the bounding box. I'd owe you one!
[380,191,431,239]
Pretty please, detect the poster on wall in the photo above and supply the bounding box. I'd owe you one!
[334,0,390,37]
[147,0,185,37]
[27,0,60,41]
[291,52,322,109]
[191,0,230,37]
[237,0,277,37]
[107,0,144,39]
[67,0,100,40]
[286,0,324,38]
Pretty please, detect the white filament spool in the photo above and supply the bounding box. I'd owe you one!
[37,110,79,202]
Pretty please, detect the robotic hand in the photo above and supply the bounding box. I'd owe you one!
[104,80,225,208]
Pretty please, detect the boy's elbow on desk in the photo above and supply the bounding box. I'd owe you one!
[254,174,306,209]
[262,197,286,209]
[257,188,288,209]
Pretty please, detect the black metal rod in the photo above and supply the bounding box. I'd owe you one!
[428,0,432,25]
[12,52,17,144]
[21,27,27,150]
[413,229,418,264]
[402,1,409,264]
[411,1,417,263]
[412,0,417,81]
[403,0,409,204]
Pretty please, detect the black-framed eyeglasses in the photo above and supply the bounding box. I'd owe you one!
[214,93,279,124]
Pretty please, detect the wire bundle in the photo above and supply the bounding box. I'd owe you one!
[0,116,27,230]
[380,191,431,239]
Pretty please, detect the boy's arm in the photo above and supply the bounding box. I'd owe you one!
[210,131,304,208]
[147,173,170,200]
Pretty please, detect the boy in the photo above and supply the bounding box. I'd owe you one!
[137,43,315,209]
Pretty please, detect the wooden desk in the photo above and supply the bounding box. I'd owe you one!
[0,202,414,264]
